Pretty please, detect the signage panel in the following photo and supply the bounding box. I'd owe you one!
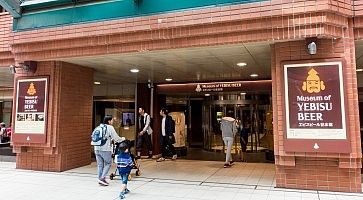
[13,77,48,144]
[283,61,350,152]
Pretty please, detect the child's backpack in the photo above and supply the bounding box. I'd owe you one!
[91,124,108,146]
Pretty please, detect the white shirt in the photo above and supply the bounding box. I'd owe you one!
[161,117,166,136]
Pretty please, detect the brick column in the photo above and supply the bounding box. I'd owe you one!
[272,19,362,193]
[14,61,94,172]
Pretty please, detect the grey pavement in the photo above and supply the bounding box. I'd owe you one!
[1,160,363,200]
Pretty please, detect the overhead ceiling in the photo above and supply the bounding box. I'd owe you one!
[354,41,363,88]
[60,42,272,85]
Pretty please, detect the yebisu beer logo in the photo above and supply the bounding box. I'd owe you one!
[27,82,37,95]
[302,69,325,93]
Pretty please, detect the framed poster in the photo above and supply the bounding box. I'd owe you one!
[13,77,49,144]
[283,61,350,153]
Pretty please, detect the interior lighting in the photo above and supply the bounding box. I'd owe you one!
[240,92,246,95]
[356,69,363,72]
[165,78,173,81]
[94,81,101,85]
[205,94,211,96]
[237,62,247,67]
[130,69,139,73]
[250,73,259,77]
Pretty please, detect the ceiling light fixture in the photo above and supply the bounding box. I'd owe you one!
[250,73,259,77]
[130,69,139,73]
[237,62,247,67]
[356,69,363,72]
[240,92,246,95]
[165,78,173,81]
[94,81,101,85]
[205,93,211,96]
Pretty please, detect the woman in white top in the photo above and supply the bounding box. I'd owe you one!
[94,115,124,186]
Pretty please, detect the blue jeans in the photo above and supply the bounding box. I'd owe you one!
[223,137,234,163]
[95,150,112,179]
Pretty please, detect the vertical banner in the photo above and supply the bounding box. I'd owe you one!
[13,77,48,144]
[284,61,350,153]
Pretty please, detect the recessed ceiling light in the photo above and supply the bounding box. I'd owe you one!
[250,73,259,77]
[237,62,247,67]
[205,94,211,96]
[130,69,139,73]
[240,92,246,95]
[356,69,363,72]
[94,81,101,85]
[165,78,173,81]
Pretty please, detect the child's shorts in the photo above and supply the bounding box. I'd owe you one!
[119,172,130,184]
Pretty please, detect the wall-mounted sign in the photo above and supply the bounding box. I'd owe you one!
[13,77,48,144]
[284,61,350,153]
[157,80,272,94]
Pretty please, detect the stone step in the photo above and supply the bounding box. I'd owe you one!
[0,145,15,156]
[0,155,15,162]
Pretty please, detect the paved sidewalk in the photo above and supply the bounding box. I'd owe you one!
[1,160,363,200]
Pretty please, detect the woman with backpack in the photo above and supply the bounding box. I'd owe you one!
[93,115,124,186]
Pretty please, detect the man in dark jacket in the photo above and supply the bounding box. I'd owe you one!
[157,108,177,162]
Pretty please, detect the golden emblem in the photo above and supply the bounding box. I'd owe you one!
[27,83,37,95]
[302,68,325,93]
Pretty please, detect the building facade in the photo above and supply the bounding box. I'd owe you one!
[0,0,362,193]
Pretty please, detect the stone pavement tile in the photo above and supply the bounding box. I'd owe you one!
[233,193,253,200]
[284,191,303,198]
[301,192,320,200]
[184,189,208,199]
[249,194,269,200]
[267,195,285,200]
[318,193,339,200]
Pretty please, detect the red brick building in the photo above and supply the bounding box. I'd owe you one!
[0,0,362,193]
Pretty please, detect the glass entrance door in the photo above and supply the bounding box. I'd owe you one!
[202,94,272,155]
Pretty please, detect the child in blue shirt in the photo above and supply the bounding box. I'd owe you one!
[115,141,134,199]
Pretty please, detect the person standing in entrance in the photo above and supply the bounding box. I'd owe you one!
[220,112,237,168]
[0,122,6,143]
[94,115,124,186]
[136,106,153,159]
[157,108,177,162]
[239,122,250,162]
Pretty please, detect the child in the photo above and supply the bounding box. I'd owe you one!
[115,141,134,199]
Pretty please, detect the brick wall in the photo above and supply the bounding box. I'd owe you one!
[272,19,362,192]
[7,0,352,61]
[15,61,94,171]
[0,13,13,67]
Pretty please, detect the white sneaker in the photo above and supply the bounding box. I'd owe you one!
[156,157,165,162]
[98,178,109,186]
[172,155,177,160]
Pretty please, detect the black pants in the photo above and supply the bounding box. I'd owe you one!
[136,133,152,153]
[240,135,248,152]
[161,136,176,158]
